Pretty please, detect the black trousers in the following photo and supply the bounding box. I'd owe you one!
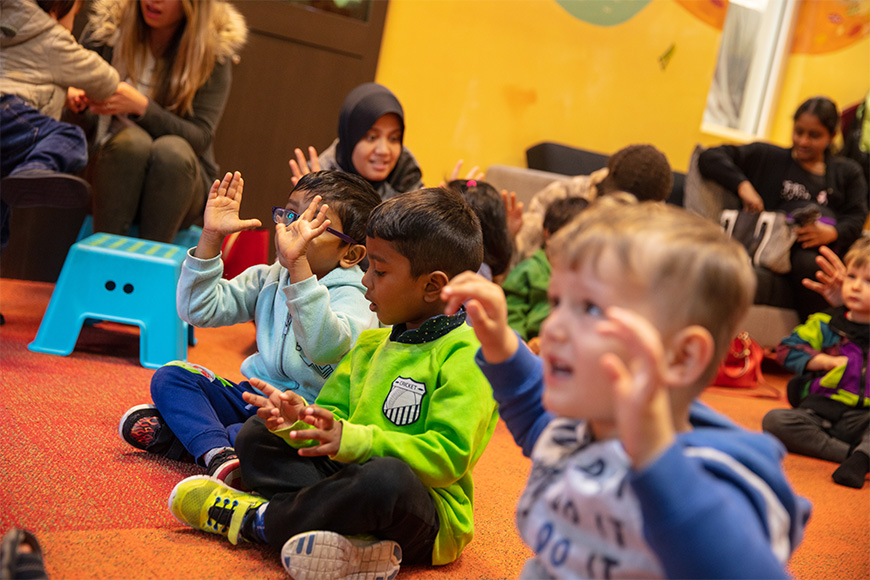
[235,416,440,564]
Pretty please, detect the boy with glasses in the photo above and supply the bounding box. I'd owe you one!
[118,170,381,485]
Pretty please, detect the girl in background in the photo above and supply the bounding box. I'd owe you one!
[79,0,247,243]
[699,96,868,318]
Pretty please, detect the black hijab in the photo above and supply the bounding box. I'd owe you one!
[335,83,406,177]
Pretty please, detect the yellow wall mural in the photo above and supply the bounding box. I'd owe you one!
[375,0,869,181]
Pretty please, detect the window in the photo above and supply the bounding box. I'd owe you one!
[702,0,798,138]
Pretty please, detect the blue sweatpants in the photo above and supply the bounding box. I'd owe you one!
[150,361,261,464]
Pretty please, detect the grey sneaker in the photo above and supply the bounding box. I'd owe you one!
[281,531,401,580]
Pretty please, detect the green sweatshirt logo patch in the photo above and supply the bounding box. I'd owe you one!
[383,376,426,426]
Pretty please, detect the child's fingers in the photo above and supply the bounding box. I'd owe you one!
[301,195,323,220]
[598,307,663,362]
[301,405,334,426]
[208,178,222,199]
[249,377,279,397]
[226,172,243,200]
[216,172,233,196]
[239,218,263,231]
[308,146,322,172]
[242,391,269,408]
[292,148,312,174]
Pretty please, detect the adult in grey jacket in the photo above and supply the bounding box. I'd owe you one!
[77,0,247,243]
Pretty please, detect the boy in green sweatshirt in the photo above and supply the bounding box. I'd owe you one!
[167,187,499,580]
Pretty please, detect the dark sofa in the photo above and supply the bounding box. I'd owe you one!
[525,141,687,206]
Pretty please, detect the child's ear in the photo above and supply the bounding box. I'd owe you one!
[422,271,450,303]
[339,244,367,268]
[662,326,714,389]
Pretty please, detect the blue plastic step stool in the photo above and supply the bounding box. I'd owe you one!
[29,233,190,369]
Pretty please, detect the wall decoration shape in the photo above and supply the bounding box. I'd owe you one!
[554,0,651,26]
[676,0,869,54]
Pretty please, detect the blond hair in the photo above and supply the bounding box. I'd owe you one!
[844,236,870,270]
[117,0,216,115]
[550,201,756,387]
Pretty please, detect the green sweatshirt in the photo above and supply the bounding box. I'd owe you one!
[279,319,498,565]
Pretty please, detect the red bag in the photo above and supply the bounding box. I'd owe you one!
[713,332,765,388]
[712,332,780,398]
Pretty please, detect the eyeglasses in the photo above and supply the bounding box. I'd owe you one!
[272,207,357,245]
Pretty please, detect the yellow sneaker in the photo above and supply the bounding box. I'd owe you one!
[281,530,402,580]
[168,475,265,545]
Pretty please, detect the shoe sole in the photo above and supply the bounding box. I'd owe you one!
[118,404,159,447]
[0,173,90,208]
[281,531,401,580]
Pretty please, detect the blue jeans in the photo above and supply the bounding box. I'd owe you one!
[0,94,88,248]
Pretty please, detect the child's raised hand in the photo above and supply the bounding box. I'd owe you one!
[243,377,307,430]
[441,271,518,364]
[802,245,845,307]
[288,147,322,186]
[500,189,524,239]
[444,159,485,186]
[290,405,343,457]
[275,195,331,267]
[597,307,675,469]
[203,172,262,237]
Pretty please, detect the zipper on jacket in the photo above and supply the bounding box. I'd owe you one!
[279,311,292,376]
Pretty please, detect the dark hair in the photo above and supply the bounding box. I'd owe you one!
[597,144,673,202]
[292,171,381,245]
[367,187,483,278]
[36,0,78,20]
[447,179,513,277]
[794,96,840,138]
[543,196,590,243]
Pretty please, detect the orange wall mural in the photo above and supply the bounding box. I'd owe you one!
[675,0,870,54]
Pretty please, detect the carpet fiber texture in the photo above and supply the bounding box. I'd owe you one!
[1,277,867,579]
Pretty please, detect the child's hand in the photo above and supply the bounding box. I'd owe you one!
[291,405,343,457]
[196,172,262,259]
[288,147,322,186]
[441,271,518,364]
[65,87,87,113]
[243,378,307,430]
[802,245,845,307]
[806,353,848,372]
[275,195,331,269]
[597,307,675,470]
[445,159,485,185]
[501,189,524,239]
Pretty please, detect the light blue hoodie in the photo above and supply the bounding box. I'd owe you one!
[176,249,378,403]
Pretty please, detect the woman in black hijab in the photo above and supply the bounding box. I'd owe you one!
[290,83,423,199]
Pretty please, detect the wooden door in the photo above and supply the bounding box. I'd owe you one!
[213,0,389,262]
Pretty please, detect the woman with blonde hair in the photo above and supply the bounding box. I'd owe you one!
[79,0,247,242]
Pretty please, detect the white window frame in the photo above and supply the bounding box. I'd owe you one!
[702,0,799,140]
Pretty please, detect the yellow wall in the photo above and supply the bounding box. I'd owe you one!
[375,0,870,181]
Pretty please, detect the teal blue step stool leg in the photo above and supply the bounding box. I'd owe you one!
[29,233,190,369]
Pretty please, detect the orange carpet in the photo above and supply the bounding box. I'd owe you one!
[1,277,867,580]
